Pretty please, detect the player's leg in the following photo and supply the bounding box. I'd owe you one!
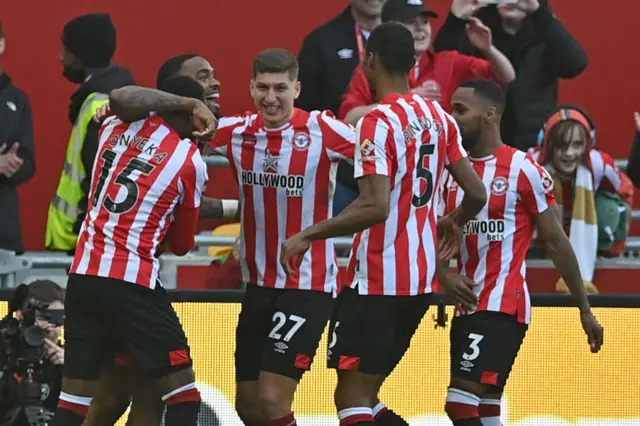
[258,288,335,425]
[50,274,113,426]
[478,393,502,426]
[371,293,432,426]
[110,280,201,426]
[235,284,276,425]
[445,312,527,426]
[328,287,400,425]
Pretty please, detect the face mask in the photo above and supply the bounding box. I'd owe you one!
[62,66,86,84]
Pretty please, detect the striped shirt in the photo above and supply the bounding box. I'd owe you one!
[441,145,556,324]
[210,108,355,293]
[71,115,208,288]
[346,93,466,296]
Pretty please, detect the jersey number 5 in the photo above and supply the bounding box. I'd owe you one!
[412,144,435,208]
[93,150,156,214]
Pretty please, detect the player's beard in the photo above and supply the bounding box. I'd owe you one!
[461,129,480,152]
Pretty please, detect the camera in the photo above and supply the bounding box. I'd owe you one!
[0,284,64,426]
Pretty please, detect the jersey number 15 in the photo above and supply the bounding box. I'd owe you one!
[93,150,156,214]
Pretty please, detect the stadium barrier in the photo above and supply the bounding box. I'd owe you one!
[2,290,638,426]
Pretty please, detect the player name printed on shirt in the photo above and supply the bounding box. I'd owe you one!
[71,115,208,288]
[442,145,556,324]
[210,109,355,293]
[346,93,466,296]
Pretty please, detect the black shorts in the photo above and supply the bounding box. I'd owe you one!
[450,311,528,390]
[327,286,432,376]
[235,283,334,382]
[63,273,191,380]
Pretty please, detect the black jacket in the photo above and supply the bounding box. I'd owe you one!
[69,65,135,236]
[296,7,362,114]
[434,1,588,150]
[0,74,35,253]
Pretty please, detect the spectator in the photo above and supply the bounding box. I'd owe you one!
[529,106,634,293]
[45,14,135,253]
[339,0,515,125]
[12,280,65,425]
[627,112,640,188]
[0,21,36,256]
[434,0,588,151]
[205,237,245,290]
[297,0,386,115]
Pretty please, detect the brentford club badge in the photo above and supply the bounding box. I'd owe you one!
[292,132,311,151]
[490,176,509,196]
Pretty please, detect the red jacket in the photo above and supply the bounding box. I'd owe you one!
[339,50,493,118]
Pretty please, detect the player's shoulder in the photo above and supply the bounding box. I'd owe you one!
[219,112,258,132]
[307,109,355,132]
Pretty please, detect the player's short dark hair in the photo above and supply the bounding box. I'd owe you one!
[253,48,298,81]
[156,53,199,89]
[158,75,205,101]
[460,79,506,111]
[27,280,65,304]
[366,22,415,76]
[0,21,4,39]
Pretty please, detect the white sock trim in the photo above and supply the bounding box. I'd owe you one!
[446,388,481,405]
[480,416,501,426]
[338,407,373,420]
[161,382,197,401]
[59,392,92,406]
[480,399,501,406]
[372,402,386,417]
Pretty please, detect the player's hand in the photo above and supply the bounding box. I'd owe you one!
[466,17,492,53]
[440,270,478,310]
[412,82,442,102]
[580,310,604,353]
[93,103,113,123]
[437,215,463,261]
[280,234,312,276]
[44,338,65,365]
[634,111,640,133]
[451,0,487,19]
[190,100,218,140]
[0,143,23,177]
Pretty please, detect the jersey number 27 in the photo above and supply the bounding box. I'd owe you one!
[92,150,156,214]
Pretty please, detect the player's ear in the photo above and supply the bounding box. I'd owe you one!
[0,38,5,56]
[485,106,497,123]
[249,79,255,96]
[294,81,301,100]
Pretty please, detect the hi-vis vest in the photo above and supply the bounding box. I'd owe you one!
[45,92,109,251]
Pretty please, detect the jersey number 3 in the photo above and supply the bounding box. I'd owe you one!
[412,144,435,208]
[93,150,156,214]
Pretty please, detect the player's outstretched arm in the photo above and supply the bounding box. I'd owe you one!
[199,197,240,220]
[445,158,487,226]
[536,207,604,353]
[280,174,390,275]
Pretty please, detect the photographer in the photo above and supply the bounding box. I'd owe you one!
[3,280,65,425]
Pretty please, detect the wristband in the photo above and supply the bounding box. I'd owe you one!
[221,199,240,219]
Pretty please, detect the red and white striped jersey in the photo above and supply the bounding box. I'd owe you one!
[210,108,355,293]
[441,145,556,324]
[345,93,466,296]
[71,115,208,289]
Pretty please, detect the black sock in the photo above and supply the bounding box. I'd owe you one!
[50,406,86,426]
[163,387,201,426]
[372,402,408,426]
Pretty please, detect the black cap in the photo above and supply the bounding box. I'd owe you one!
[62,14,116,68]
[382,0,438,23]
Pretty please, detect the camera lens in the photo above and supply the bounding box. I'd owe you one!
[22,325,45,347]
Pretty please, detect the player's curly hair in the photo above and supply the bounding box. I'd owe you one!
[366,22,415,76]
[156,53,199,89]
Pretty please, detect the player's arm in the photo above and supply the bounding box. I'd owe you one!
[199,197,240,221]
[166,206,199,256]
[445,158,487,225]
[522,159,603,352]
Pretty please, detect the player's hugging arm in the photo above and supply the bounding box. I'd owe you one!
[109,86,197,121]
[199,197,240,221]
